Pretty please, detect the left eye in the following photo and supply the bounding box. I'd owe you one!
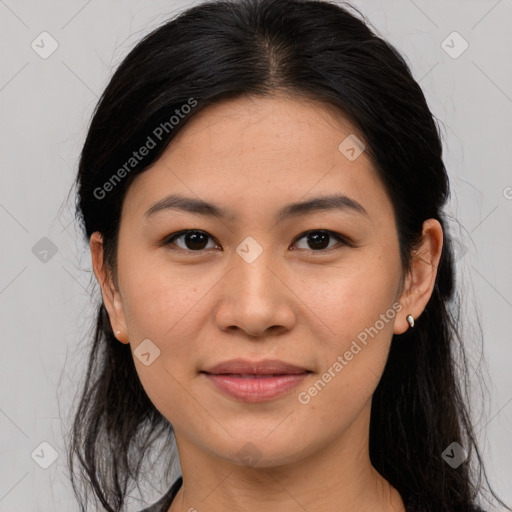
[292,230,347,251]
[163,229,347,252]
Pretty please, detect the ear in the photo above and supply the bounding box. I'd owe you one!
[90,232,129,344]
[394,219,444,335]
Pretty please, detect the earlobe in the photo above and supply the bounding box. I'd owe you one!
[90,232,129,344]
[114,328,130,344]
[393,219,443,335]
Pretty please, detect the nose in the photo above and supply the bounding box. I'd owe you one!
[214,248,296,338]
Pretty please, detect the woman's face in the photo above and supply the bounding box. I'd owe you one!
[97,95,411,467]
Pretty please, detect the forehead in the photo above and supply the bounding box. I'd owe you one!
[164,94,362,164]
[122,95,392,225]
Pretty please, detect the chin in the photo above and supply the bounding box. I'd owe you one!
[204,433,312,469]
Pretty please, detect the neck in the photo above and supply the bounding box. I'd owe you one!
[169,402,405,512]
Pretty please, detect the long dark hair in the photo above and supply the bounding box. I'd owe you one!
[69,1,509,511]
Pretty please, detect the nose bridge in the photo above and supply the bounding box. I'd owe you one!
[215,236,295,336]
[233,237,280,310]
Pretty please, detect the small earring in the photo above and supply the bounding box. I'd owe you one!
[406,314,415,328]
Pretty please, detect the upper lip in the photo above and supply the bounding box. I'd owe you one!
[202,358,311,375]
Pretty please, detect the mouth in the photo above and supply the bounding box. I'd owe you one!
[200,358,312,402]
[207,373,304,378]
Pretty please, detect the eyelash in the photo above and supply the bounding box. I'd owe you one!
[162,229,353,254]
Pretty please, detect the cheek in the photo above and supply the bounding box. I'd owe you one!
[301,254,400,343]
[294,253,401,407]
[117,255,219,397]
[120,271,205,423]
[118,253,211,341]
[294,288,398,431]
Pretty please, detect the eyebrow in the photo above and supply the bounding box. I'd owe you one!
[144,193,368,222]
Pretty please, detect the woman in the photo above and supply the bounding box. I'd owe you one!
[68,0,510,511]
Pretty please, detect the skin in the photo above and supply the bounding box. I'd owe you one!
[90,94,443,512]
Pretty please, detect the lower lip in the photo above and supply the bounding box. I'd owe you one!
[203,373,310,402]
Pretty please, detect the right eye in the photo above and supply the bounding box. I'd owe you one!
[163,230,220,252]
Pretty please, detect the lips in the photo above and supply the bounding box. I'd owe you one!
[202,358,311,376]
[201,358,312,402]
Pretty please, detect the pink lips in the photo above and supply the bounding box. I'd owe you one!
[201,358,311,402]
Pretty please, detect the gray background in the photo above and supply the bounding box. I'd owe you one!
[0,0,511,510]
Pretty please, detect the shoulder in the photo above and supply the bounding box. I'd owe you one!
[138,476,183,512]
